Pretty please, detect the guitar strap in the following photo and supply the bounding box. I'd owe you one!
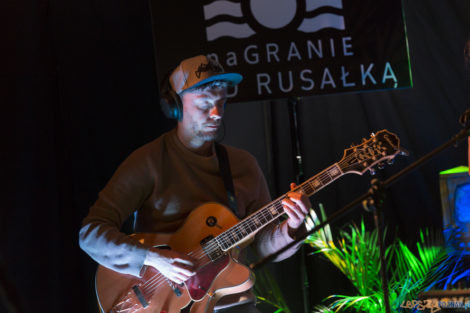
[214,143,239,217]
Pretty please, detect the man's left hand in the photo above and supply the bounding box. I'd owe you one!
[281,182,311,232]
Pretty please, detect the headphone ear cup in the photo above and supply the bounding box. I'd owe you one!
[160,89,182,120]
[159,71,183,120]
[174,92,183,121]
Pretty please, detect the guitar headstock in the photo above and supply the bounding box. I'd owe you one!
[338,130,406,175]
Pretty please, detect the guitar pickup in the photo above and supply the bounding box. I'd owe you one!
[205,248,224,261]
[200,235,214,245]
[132,285,149,308]
[201,235,224,261]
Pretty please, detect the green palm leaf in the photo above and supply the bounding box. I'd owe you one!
[305,206,457,313]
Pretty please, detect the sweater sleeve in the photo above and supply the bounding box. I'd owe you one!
[78,147,154,277]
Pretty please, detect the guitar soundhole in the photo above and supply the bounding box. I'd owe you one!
[206,216,217,227]
[185,255,230,300]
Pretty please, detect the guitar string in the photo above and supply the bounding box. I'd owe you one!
[139,151,378,297]
[142,249,216,295]
[141,249,206,293]
[214,204,281,249]
[141,235,230,293]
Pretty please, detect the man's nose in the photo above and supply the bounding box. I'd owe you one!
[209,106,223,119]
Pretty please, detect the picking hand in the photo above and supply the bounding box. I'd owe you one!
[144,248,197,284]
[281,183,311,231]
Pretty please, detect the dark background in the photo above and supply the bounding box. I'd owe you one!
[2,0,470,312]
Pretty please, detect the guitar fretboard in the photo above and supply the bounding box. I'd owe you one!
[212,163,343,252]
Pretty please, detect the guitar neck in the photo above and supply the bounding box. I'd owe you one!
[215,163,344,251]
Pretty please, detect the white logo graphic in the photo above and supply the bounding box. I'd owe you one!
[203,0,345,41]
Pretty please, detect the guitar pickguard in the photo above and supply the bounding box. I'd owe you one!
[185,255,230,301]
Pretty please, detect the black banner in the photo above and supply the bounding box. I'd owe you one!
[150,0,412,102]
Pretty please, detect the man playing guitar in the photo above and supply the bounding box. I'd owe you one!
[79,55,311,313]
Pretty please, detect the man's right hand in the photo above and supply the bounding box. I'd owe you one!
[143,248,197,284]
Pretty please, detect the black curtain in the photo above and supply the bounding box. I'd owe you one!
[2,0,470,312]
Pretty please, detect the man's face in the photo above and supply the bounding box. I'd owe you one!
[180,87,227,142]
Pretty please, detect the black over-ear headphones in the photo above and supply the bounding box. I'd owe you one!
[159,69,183,121]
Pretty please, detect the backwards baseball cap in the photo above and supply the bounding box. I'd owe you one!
[169,55,243,94]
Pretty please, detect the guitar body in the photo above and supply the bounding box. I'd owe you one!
[95,203,255,313]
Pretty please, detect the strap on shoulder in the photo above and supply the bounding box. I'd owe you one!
[214,143,238,216]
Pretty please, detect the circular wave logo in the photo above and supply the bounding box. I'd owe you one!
[203,0,345,41]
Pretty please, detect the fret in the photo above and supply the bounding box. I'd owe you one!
[311,178,321,189]
[323,169,335,184]
[242,221,254,235]
[224,233,233,247]
[274,203,284,215]
[234,226,247,240]
[302,183,313,195]
[232,231,239,242]
[300,164,343,197]
[327,164,342,178]
[269,206,277,217]
[319,173,330,185]
[259,213,268,224]
[233,231,240,241]
[247,221,257,232]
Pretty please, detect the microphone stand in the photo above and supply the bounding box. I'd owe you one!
[251,110,470,313]
[287,97,310,313]
[362,178,391,313]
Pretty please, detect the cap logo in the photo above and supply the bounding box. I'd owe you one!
[195,61,223,78]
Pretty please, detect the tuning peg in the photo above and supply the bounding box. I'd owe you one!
[387,159,394,165]
[377,162,385,170]
[369,168,376,175]
[399,148,409,156]
[370,132,375,137]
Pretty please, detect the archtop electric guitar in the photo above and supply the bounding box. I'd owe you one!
[95,130,405,313]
